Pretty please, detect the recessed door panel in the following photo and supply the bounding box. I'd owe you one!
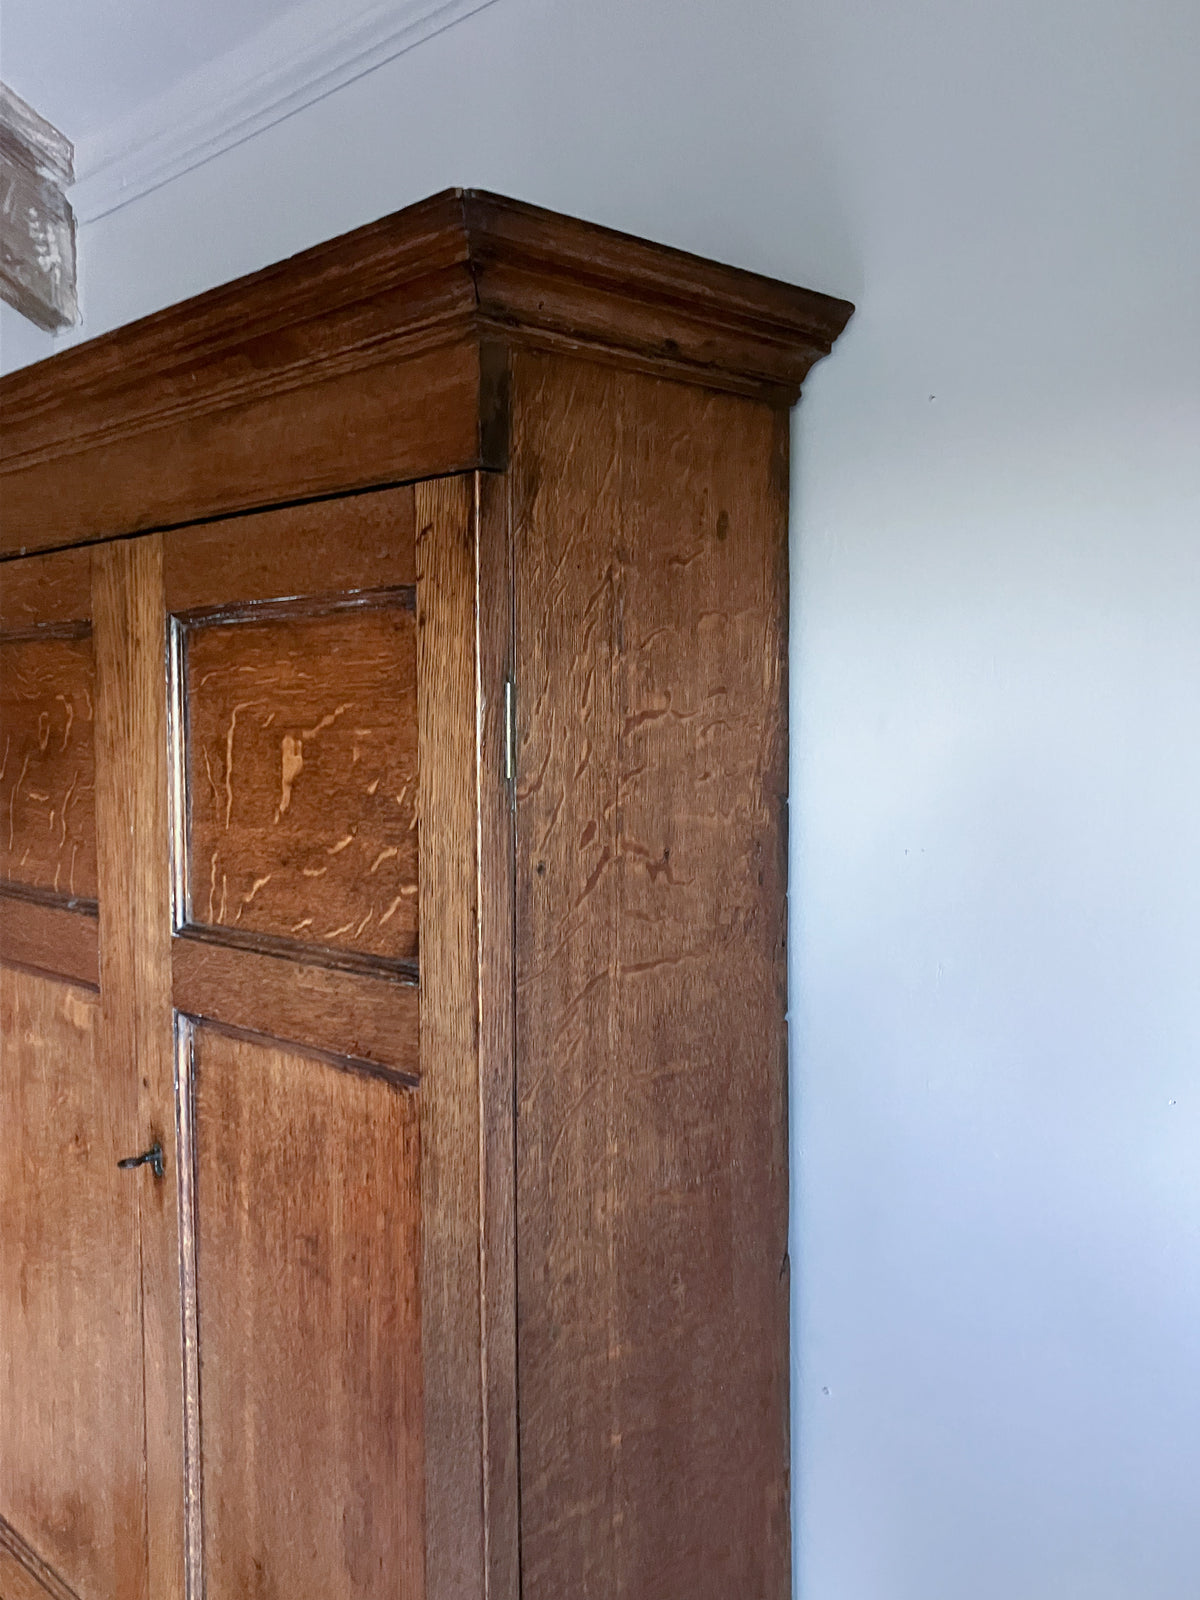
[186,1023,424,1599]
[0,965,145,1600]
[179,597,419,966]
[0,634,96,904]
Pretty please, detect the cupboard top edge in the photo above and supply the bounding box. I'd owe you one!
[0,188,854,472]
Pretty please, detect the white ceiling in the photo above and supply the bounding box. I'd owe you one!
[0,0,307,142]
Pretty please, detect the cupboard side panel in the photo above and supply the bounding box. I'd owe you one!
[511,353,791,1599]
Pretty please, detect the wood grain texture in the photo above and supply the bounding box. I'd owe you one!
[0,1551,53,1600]
[180,595,419,960]
[0,197,482,473]
[0,966,146,1600]
[91,536,183,1600]
[0,890,98,988]
[0,339,487,557]
[172,928,418,1081]
[414,476,487,1600]
[0,189,852,557]
[510,352,792,1599]
[0,196,852,1600]
[474,470,521,1600]
[173,1025,203,1600]
[188,1024,424,1600]
[0,1516,83,1600]
[0,546,90,631]
[163,485,416,613]
[462,189,851,402]
[0,633,96,900]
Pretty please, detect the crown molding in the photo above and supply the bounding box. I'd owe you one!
[0,188,854,556]
[70,0,502,224]
[1,188,855,457]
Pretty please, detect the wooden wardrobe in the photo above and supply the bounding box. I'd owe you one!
[0,190,851,1600]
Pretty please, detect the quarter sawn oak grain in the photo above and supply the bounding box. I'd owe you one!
[180,594,419,961]
[511,353,792,1599]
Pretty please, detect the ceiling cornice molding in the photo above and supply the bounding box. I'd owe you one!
[70,0,503,224]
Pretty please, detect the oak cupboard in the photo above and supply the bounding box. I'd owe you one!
[0,190,852,1600]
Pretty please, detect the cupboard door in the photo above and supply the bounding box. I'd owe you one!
[162,483,516,1600]
[3,479,516,1600]
[0,551,148,1600]
[164,492,436,1598]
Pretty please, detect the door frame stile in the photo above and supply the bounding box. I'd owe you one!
[475,467,521,1599]
[415,470,520,1600]
[93,535,187,1598]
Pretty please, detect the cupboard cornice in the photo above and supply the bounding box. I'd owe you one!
[0,189,852,557]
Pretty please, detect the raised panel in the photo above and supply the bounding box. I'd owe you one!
[0,635,96,903]
[187,1023,424,1599]
[0,965,146,1600]
[179,595,418,964]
